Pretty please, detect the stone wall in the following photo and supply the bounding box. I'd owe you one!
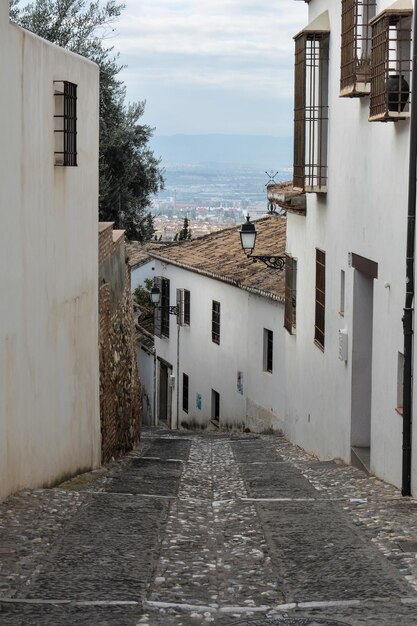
[99,223,141,463]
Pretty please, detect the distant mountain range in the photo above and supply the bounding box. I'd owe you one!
[149,134,293,169]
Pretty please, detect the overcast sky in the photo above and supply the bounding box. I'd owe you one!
[109,0,308,136]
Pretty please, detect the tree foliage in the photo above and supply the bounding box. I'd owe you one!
[178,217,192,241]
[10,0,164,241]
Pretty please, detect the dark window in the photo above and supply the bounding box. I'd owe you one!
[212,389,220,422]
[161,278,170,338]
[212,301,220,344]
[293,31,329,193]
[284,255,297,334]
[340,0,376,97]
[54,81,77,166]
[183,373,189,414]
[369,9,412,122]
[263,329,273,373]
[184,290,190,325]
[315,249,326,350]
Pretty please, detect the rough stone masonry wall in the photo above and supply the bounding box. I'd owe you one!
[99,227,141,463]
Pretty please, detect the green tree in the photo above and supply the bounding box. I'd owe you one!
[10,0,164,241]
[178,216,191,241]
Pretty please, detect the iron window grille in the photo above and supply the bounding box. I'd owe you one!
[263,329,273,373]
[54,81,77,166]
[315,249,326,350]
[294,32,329,193]
[284,255,297,334]
[340,0,377,97]
[183,373,189,414]
[369,8,412,122]
[212,301,220,345]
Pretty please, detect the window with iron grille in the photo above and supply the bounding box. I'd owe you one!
[369,9,412,122]
[340,0,376,97]
[54,81,77,166]
[212,301,220,345]
[293,32,329,193]
[315,249,326,350]
[284,255,297,334]
[183,373,189,414]
[263,329,273,373]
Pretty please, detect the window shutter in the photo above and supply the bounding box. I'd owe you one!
[154,276,162,338]
[176,288,186,326]
[284,255,294,334]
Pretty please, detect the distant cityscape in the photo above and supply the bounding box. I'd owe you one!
[151,162,292,240]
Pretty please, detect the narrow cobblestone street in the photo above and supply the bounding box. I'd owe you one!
[2,429,417,625]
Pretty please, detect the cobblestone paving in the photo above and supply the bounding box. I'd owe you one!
[1,430,417,625]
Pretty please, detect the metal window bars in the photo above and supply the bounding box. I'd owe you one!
[315,249,326,350]
[369,10,412,122]
[54,81,77,166]
[340,0,377,97]
[293,33,329,193]
[284,255,297,335]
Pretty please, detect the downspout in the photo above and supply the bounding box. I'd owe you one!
[402,3,417,496]
[176,324,180,430]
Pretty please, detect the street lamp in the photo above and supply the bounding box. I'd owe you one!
[150,284,179,315]
[239,213,285,271]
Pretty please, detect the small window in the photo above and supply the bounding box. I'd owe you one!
[315,249,326,350]
[294,28,329,192]
[183,373,189,414]
[340,0,376,97]
[340,270,345,316]
[54,81,77,166]
[369,8,412,122]
[211,389,220,422]
[212,301,220,345]
[263,329,273,373]
[284,255,297,334]
[397,352,404,415]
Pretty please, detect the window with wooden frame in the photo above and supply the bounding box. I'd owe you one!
[212,301,220,345]
[284,255,297,334]
[176,289,190,326]
[315,249,326,350]
[369,8,412,122]
[263,329,273,374]
[294,29,329,193]
[54,81,77,166]
[340,0,376,97]
[182,373,189,414]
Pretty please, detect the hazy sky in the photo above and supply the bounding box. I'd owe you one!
[109,0,308,136]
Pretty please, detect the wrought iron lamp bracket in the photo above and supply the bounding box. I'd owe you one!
[155,305,178,316]
[247,254,286,271]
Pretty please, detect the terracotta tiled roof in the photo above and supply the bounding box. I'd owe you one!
[149,215,286,302]
[126,242,151,269]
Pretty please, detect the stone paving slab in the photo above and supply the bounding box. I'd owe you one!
[0,602,142,626]
[231,441,284,464]
[239,463,317,499]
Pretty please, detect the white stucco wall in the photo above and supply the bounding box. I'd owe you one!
[151,261,286,432]
[131,259,155,293]
[0,13,100,501]
[285,0,414,490]
[137,341,155,425]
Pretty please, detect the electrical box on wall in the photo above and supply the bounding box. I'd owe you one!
[339,329,348,362]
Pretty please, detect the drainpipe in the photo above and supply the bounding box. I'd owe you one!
[402,4,417,497]
[176,324,180,430]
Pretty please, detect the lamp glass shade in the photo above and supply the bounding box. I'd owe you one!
[239,218,257,253]
[151,285,161,304]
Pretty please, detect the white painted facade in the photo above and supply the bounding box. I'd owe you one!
[151,261,286,432]
[0,9,100,501]
[285,0,417,491]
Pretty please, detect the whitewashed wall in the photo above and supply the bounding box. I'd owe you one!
[285,0,414,491]
[152,260,286,432]
[0,12,100,501]
[131,259,155,293]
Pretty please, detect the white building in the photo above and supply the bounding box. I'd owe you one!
[147,217,287,432]
[0,6,100,501]
[274,0,417,492]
